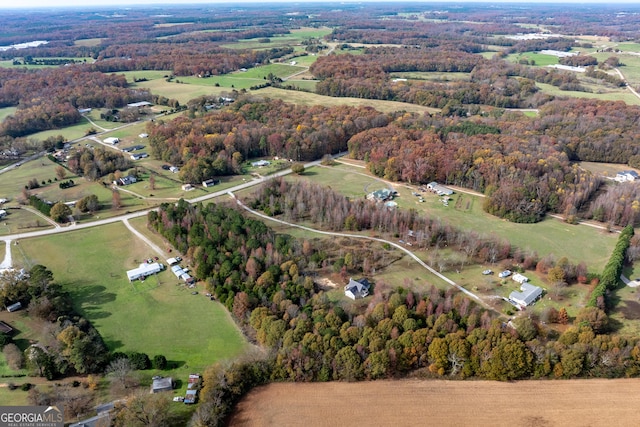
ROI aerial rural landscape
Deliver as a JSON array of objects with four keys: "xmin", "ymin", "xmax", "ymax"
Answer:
[{"xmin": 2, "ymin": 1, "xmax": 640, "ymax": 425}]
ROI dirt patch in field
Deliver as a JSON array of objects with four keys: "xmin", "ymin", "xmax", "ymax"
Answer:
[
  {"xmin": 315, "ymin": 277, "xmax": 339, "ymax": 290},
  {"xmin": 228, "ymin": 379, "xmax": 640, "ymax": 427}
]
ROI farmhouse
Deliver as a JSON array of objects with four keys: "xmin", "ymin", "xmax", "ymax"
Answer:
[
  {"xmin": 126, "ymin": 262, "xmax": 164, "ymax": 282},
  {"xmin": 426, "ymin": 182, "xmax": 454, "ymax": 196},
  {"xmin": 615, "ymin": 170, "xmax": 639, "ymax": 182},
  {"xmin": 512, "ymin": 273, "xmax": 529, "ymax": 284},
  {"xmin": 103, "ymin": 137, "xmax": 119, "ymax": 145},
  {"xmin": 344, "ymin": 277, "xmax": 371, "ymax": 300},
  {"xmin": 114, "ymin": 176, "xmax": 137, "ymax": 186},
  {"xmin": 151, "ymin": 376, "xmax": 173, "ymax": 393},
  {"xmin": 509, "ymin": 282, "xmax": 543, "ymax": 309},
  {"xmin": 251, "ymin": 160, "xmax": 270, "ymax": 167},
  {"xmin": 367, "ymin": 188, "xmax": 394, "ymax": 202},
  {"xmin": 6, "ymin": 301, "xmax": 22, "ymax": 312}
]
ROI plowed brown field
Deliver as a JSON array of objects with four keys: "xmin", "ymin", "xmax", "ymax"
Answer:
[{"xmin": 228, "ymin": 379, "xmax": 640, "ymax": 427}]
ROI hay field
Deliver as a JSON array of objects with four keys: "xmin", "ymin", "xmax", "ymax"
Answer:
[{"xmin": 229, "ymin": 379, "xmax": 640, "ymax": 427}]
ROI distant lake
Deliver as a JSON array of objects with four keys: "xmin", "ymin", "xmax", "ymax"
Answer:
[{"xmin": 0, "ymin": 40, "xmax": 48, "ymax": 52}]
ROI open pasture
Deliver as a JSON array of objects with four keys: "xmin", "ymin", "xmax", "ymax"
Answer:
[
  {"xmin": 229, "ymin": 379, "xmax": 640, "ymax": 427},
  {"xmin": 302, "ymin": 163, "xmax": 617, "ymax": 272},
  {"xmin": 13, "ymin": 223, "xmax": 248, "ymax": 374},
  {"xmin": 0, "ymin": 106, "xmax": 17, "ymax": 122}
]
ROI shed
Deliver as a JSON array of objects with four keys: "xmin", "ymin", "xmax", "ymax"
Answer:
[
  {"xmin": 202, "ymin": 179, "xmax": 218, "ymax": 188},
  {"xmin": 127, "ymin": 101, "xmax": 152, "ymax": 108},
  {"xmin": 0, "ymin": 320, "xmax": 13, "ymax": 334},
  {"xmin": 182, "ymin": 184, "xmax": 194, "ymax": 191},
  {"xmin": 151, "ymin": 377, "xmax": 173, "ymax": 393},
  {"xmin": 166, "ymin": 257, "xmax": 179, "ymax": 266},
  {"xmin": 103, "ymin": 137, "xmax": 119, "ymax": 145},
  {"xmin": 512, "ymin": 273, "xmax": 529, "ymax": 284},
  {"xmin": 0, "ymin": 209, "xmax": 7, "ymax": 219},
  {"xmin": 251, "ymin": 160, "xmax": 270, "ymax": 167}
]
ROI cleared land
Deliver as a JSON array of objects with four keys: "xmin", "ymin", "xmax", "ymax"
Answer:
[
  {"xmin": 229, "ymin": 379, "xmax": 640, "ymax": 427},
  {"xmin": 12, "ymin": 223, "xmax": 248, "ymax": 376}
]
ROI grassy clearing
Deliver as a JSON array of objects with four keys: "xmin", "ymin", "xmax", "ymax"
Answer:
[
  {"xmin": 301, "ymin": 163, "xmax": 617, "ymax": 272},
  {"xmin": 577, "ymin": 161, "xmax": 639, "ymax": 178},
  {"xmin": 389, "ymin": 71, "xmax": 470, "ymax": 82},
  {"xmin": 506, "ymin": 52, "xmax": 559, "ymax": 66},
  {"xmin": 129, "ymin": 79, "xmax": 221, "ymax": 105},
  {"xmin": 0, "ymin": 106, "xmax": 17, "ymax": 122},
  {"xmin": 74, "ymin": 38, "xmax": 104, "ymax": 47},
  {"xmin": 535, "ymin": 82, "xmax": 640, "ymax": 105},
  {"xmin": 254, "ymin": 87, "xmax": 440, "ymax": 114},
  {"xmin": 13, "ymin": 223, "xmax": 248, "ymax": 376},
  {"xmin": 28, "ymin": 117, "xmax": 95, "ymax": 142}
]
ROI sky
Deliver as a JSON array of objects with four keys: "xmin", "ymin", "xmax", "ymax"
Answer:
[{"xmin": 3, "ymin": 0, "xmax": 640, "ymax": 9}]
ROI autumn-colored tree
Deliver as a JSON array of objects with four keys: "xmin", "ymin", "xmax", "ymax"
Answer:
[
  {"xmin": 558, "ymin": 307, "xmax": 569, "ymax": 325},
  {"xmin": 112, "ymin": 189, "xmax": 122, "ymax": 209},
  {"xmin": 55, "ymin": 165, "xmax": 66, "ymax": 180},
  {"xmin": 50, "ymin": 202, "xmax": 72, "ymax": 222}
]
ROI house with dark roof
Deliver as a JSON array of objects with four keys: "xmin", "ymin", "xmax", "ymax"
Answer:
[
  {"xmin": 344, "ymin": 278, "xmax": 371, "ymax": 300},
  {"xmin": 367, "ymin": 188, "xmax": 395, "ymax": 202}
]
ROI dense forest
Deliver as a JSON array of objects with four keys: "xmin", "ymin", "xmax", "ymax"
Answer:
[
  {"xmin": 146, "ymin": 98, "xmax": 389, "ymax": 183},
  {"xmin": 0, "ymin": 67, "xmax": 150, "ymax": 137}
]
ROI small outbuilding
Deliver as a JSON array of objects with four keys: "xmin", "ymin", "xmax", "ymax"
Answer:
[
  {"xmin": 512, "ymin": 273, "xmax": 529, "ymax": 284},
  {"xmin": 103, "ymin": 137, "xmax": 120, "ymax": 145},
  {"xmin": 151, "ymin": 377, "xmax": 173, "ymax": 393},
  {"xmin": 251, "ymin": 160, "xmax": 270, "ymax": 167}
]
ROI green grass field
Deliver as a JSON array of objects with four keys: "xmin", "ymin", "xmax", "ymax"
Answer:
[
  {"xmin": 506, "ymin": 52, "xmax": 559, "ymax": 66},
  {"xmin": 13, "ymin": 223, "xmax": 248, "ymax": 375},
  {"xmin": 74, "ymin": 38, "xmax": 104, "ymax": 47},
  {"xmin": 301, "ymin": 163, "xmax": 617, "ymax": 272},
  {"xmin": 535, "ymin": 82, "xmax": 640, "ymax": 105},
  {"xmin": 0, "ymin": 106, "xmax": 17, "ymax": 122}
]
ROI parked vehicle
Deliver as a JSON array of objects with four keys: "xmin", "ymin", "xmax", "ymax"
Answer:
[{"xmin": 498, "ymin": 270, "xmax": 512, "ymax": 278}]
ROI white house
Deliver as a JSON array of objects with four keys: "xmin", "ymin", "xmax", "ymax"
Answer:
[
  {"xmin": 103, "ymin": 137, "xmax": 119, "ymax": 145},
  {"xmin": 126, "ymin": 262, "xmax": 164, "ymax": 282},
  {"xmin": 344, "ymin": 278, "xmax": 370, "ymax": 300},
  {"xmin": 615, "ymin": 170, "xmax": 639, "ymax": 182},
  {"xmin": 512, "ymin": 273, "xmax": 529, "ymax": 284},
  {"xmin": 509, "ymin": 283, "xmax": 543, "ymax": 309}
]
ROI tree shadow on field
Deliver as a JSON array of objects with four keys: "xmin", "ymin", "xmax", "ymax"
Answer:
[
  {"xmin": 69, "ymin": 283, "xmax": 116, "ymax": 320},
  {"xmin": 166, "ymin": 360, "xmax": 185, "ymax": 370},
  {"xmin": 104, "ymin": 338, "xmax": 124, "ymax": 351}
]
